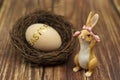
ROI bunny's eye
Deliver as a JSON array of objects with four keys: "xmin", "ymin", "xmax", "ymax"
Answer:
[{"xmin": 87, "ymin": 34, "xmax": 91, "ymax": 37}]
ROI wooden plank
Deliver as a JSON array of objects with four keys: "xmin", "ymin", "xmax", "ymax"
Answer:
[
  {"xmin": 0, "ymin": 0, "xmax": 120, "ymax": 80},
  {"xmin": 43, "ymin": 1, "xmax": 72, "ymax": 80},
  {"xmin": 0, "ymin": 0, "xmax": 43, "ymax": 80},
  {"xmin": 112, "ymin": 0, "xmax": 120, "ymax": 14},
  {"xmin": 53, "ymin": 65, "xmax": 67, "ymax": 80},
  {"xmin": 89, "ymin": 0, "xmax": 120, "ymax": 80},
  {"xmin": 65, "ymin": 0, "xmax": 91, "ymax": 80},
  {"xmin": 0, "ymin": 0, "xmax": 3, "ymax": 9}
]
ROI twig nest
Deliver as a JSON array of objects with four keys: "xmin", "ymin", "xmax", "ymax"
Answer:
[{"xmin": 10, "ymin": 10, "xmax": 78, "ymax": 65}]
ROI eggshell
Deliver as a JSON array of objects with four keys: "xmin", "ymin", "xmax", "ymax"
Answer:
[{"xmin": 25, "ymin": 23, "xmax": 62, "ymax": 51}]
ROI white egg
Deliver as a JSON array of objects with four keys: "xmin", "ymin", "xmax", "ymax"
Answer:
[{"xmin": 25, "ymin": 23, "xmax": 62, "ymax": 51}]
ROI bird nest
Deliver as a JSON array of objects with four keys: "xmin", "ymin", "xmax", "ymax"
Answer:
[{"xmin": 10, "ymin": 10, "xmax": 78, "ymax": 66}]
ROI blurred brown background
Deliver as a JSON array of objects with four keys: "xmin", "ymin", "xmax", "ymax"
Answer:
[{"xmin": 0, "ymin": 0, "xmax": 120, "ymax": 80}]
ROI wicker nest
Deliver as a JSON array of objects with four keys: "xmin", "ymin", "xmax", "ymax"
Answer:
[{"xmin": 10, "ymin": 10, "xmax": 78, "ymax": 65}]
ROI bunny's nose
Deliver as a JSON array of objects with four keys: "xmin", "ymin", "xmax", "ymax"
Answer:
[{"xmin": 80, "ymin": 35, "xmax": 84, "ymax": 40}]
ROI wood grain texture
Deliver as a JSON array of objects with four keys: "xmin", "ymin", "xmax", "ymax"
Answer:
[
  {"xmin": 0, "ymin": 0, "xmax": 120, "ymax": 80},
  {"xmin": 112, "ymin": 0, "xmax": 120, "ymax": 14}
]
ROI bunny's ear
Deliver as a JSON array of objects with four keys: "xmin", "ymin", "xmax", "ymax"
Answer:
[
  {"xmin": 91, "ymin": 14, "xmax": 99, "ymax": 28},
  {"xmin": 86, "ymin": 12, "xmax": 93, "ymax": 27}
]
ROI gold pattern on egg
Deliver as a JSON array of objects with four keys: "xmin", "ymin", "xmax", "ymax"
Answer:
[{"xmin": 29, "ymin": 25, "xmax": 48, "ymax": 45}]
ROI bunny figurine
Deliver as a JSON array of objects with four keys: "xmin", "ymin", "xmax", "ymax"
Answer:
[{"xmin": 73, "ymin": 12, "xmax": 100, "ymax": 77}]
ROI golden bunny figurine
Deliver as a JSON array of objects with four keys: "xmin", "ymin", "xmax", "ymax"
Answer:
[{"xmin": 73, "ymin": 12, "xmax": 100, "ymax": 77}]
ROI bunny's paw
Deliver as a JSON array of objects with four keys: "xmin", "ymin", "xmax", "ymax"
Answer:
[
  {"xmin": 73, "ymin": 67, "xmax": 80, "ymax": 72},
  {"xmin": 85, "ymin": 71, "xmax": 92, "ymax": 77}
]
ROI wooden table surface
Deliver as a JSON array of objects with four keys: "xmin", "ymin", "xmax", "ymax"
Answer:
[{"xmin": 0, "ymin": 0, "xmax": 120, "ymax": 80}]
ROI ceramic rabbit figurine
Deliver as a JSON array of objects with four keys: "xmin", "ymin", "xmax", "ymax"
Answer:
[{"xmin": 73, "ymin": 12, "xmax": 100, "ymax": 77}]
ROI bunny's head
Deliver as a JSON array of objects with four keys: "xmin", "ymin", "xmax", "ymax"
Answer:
[{"xmin": 73, "ymin": 12, "xmax": 100, "ymax": 42}]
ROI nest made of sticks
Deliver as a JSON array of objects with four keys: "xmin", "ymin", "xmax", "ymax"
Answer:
[{"xmin": 10, "ymin": 10, "xmax": 78, "ymax": 66}]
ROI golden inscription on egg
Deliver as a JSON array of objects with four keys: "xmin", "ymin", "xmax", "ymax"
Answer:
[{"xmin": 29, "ymin": 25, "xmax": 48, "ymax": 45}]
